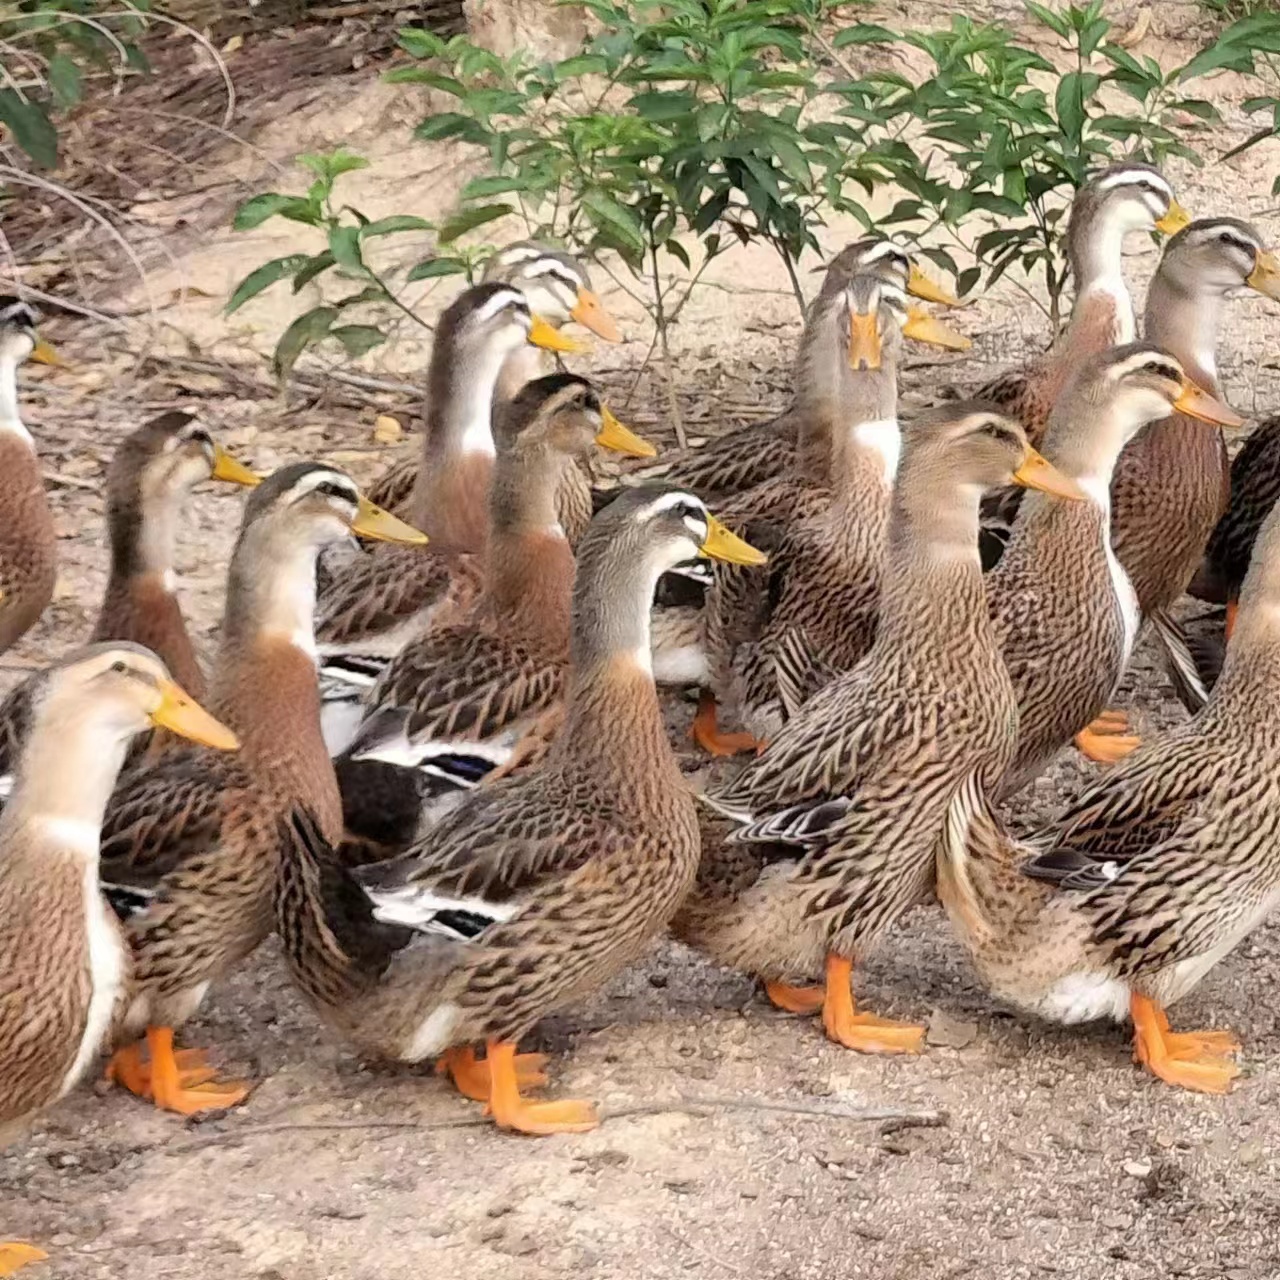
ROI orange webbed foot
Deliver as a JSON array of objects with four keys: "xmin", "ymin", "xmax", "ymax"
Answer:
[
  {"xmin": 1131, "ymin": 994, "xmax": 1241, "ymax": 1094},
  {"xmin": 436, "ymin": 1045, "xmax": 550, "ymax": 1102},
  {"xmin": 113, "ymin": 1027, "xmax": 250, "ymax": 1115},
  {"xmin": 690, "ymin": 692, "xmax": 766, "ymax": 757},
  {"xmin": 1075, "ymin": 710, "xmax": 1141, "ymax": 764},
  {"xmin": 0, "ymin": 1243, "xmax": 47, "ymax": 1276},
  {"xmin": 484, "ymin": 1040, "xmax": 598, "ymax": 1136},
  {"xmin": 765, "ymin": 980, "xmax": 825, "ymax": 1015},
  {"xmin": 819, "ymin": 955, "xmax": 925, "ymax": 1055}
]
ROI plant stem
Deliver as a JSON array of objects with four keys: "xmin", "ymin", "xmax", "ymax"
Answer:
[{"xmin": 650, "ymin": 234, "xmax": 686, "ymax": 449}]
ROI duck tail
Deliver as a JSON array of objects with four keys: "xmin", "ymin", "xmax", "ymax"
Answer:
[
  {"xmin": 937, "ymin": 771, "xmax": 1029, "ymax": 949},
  {"xmin": 1147, "ymin": 607, "xmax": 1211, "ymax": 713},
  {"xmin": 274, "ymin": 808, "xmax": 410, "ymax": 1018}
]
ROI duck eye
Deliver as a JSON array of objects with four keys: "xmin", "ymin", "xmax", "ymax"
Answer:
[
  {"xmin": 312, "ymin": 480, "xmax": 352, "ymax": 502},
  {"xmin": 110, "ymin": 660, "xmax": 128, "ymax": 674}
]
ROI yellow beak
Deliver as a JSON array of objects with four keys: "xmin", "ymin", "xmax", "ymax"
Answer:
[
  {"xmin": 528, "ymin": 314, "xmax": 589, "ymax": 354},
  {"xmin": 907, "ymin": 263, "xmax": 960, "ymax": 307},
  {"xmin": 848, "ymin": 311, "xmax": 883, "ymax": 370},
  {"xmin": 30, "ymin": 338, "xmax": 63, "ymax": 366},
  {"xmin": 349, "ymin": 495, "xmax": 429, "ymax": 545},
  {"xmin": 210, "ymin": 446, "xmax": 261, "ymax": 487},
  {"xmin": 1246, "ymin": 248, "xmax": 1280, "ymax": 301},
  {"xmin": 150, "ymin": 678, "xmax": 240, "ymax": 750},
  {"xmin": 570, "ymin": 289, "xmax": 623, "ymax": 343},
  {"xmin": 1173, "ymin": 381, "xmax": 1245, "ymax": 428},
  {"xmin": 700, "ymin": 515, "xmax": 768, "ymax": 566},
  {"xmin": 1012, "ymin": 447, "xmax": 1086, "ymax": 500},
  {"xmin": 1155, "ymin": 198, "xmax": 1191, "ymax": 236},
  {"xmin": 595, "ymin": 406, "xmax": 657, "ymax": 458},
  {"xmin": 902, "ymin": 306, "xmax": 972, "ymax": 351}
]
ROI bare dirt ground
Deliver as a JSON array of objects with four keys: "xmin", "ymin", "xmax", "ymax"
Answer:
[{"xmin": 5, "ymin": 3, "xmax": 1280, "ymax": 1277}]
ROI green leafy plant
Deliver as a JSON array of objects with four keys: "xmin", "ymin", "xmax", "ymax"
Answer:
[
  {"xmin": 835, "ymin": 3, "xmax": 1224, "ymax": 323},
  {"xmin": 393, "ymin": 0, "xmax": 872, "ymax": 314},
  {"xmin": 225, "ymin": 149, "xmax": 485, "ymax": 381},
  {"xmin": 0, "ymin": 0, "xmax": 153, "ymax": 169}
]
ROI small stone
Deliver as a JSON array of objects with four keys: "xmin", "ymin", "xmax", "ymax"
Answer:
[
  {"xmin": 1237, "ymin": 1141, "xmax": 1263, "ymax": 1167},
  {"xmin": 1123, "ymin": 1158, "xmax": 1152, "ymax": 1178},
  {"xmin": 497, "ymin": 1231, "xmax": 539, "ymax": 1258},
  {"xmin": 926, "ymin": 1009, "xmax": 978, "ymax": 1050},
  {"xmin": 374, "ymin": 414, "xmax": 403, "ymax": 444},
  {"xmin": 1101, "ymin": 1211, "xmax": 1133, "ymax": 1230}
]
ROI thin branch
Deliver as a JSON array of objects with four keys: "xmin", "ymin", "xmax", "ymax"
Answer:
[
  {"xmin": 157, "ymin": 1098, "xmax": 948, "ymax": 1155},
  {"xmin": 108, "ymin": 5, "xmax": 236, "ymax": 127},
  {"xmin": 649, "ymin": 234, "xmax": 686, "ymax": 449}
]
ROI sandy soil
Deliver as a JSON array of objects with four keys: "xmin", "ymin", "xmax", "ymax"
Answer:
[{"xmin": 5, "ymin": 3, "xmax": 1280, "ymax": 1278}]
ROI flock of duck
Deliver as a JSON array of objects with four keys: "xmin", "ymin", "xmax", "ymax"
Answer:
[{"xmin": 5, "ymin": 158, "xmax": 1280, "ymax": 1269}]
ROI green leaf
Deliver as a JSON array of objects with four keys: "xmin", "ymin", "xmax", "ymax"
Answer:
[
  {"xmin": 1026, "ymin": 1, "xmax": 1070, "ymax": 37},
  {"xmin": 437, "ymin": 202, "xmax": 513, "ymax": 243},
  {"xmin": 581, "ymin": 189, "xmax": 647, "ymax": 256},
  {"xmin": 225, "ymin": 254, "xmax": 313, "ymax": 314},
  {"xmin": 299, "ymin": 149, "xmax": 369, "ymax": 182},
  {"xmin": 330, "ymin": 325, "xmax": 387, "ymax": 358},
  {"xmin": 47, "ymin": 53, "xmax": 83, "ymax": 109},
  {"xmin": 832, "ymin": 23, "xmax": 898, "ymax": 47},
  {"xmin": 292, "ymin": 251, "xmax": 336, "ymax": 293},
  {"xmin": 397, "ymin": 27, "xmax": 445, "ymax": 58},
  {"xmin": 233, "ymin": 193, "xmax": 318, "ymax": 231},
  {"xmin": 665, "ymin": 239, "xmax": 692, "ymax": 270},
  {"xmin": 630, "ymin": 91, "xmax": 700, "ymax": 121},
  {"xmin": 1054, "ymin": 71, "xmax": 1089, "ymax": 146},
  {"xmin": 406, "ymin": 256, "xmax": 469, "ymax": 282},
  {"xmin": 462, "ymin": 174, "xmax": 530, "ymax": 200},
  {"xmin": 957, "ymin": 266, "xmax": 982, "ymax": 297},
  {"xmin": 273, "ymin": 306, "xmax": 338, "ymax": 382},
  {"xmin": 414, "ymin": 113, "xmax": 491, "ymax": 145},
  {"xmin": 328, "ymin": 224, "xmax": 368, "ymax": 275},
  {"xmin": 0, "ymin": 91, "xmax": 57, "ymax": 169},
  {"xmin": 359, "ymin": 215, "xmax": 434, "ymax": 238}
]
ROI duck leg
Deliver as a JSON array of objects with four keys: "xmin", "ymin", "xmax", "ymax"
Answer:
[
  {"xmin": 0, "ymin": 1244, "xmax": 47, "ymax": 1276},
  {"xmin": 1074, "ymin": 708, "xmax": 1140, "ymax": 763},
  {"xmin": 1130, "ymin": 993, "xmax": 1240, "ymax": 1094},
  {"xmin": 436, "ymin": 1045, "xmax": 549, "ymax": 1102},
  {"xmin": 820, "ymin": 954, "xmax": 925, "ymax": 1055},
  {"xmin": 108, "ymin": 1027, "xmax": 249, "ymax": 1114},
  {"xmin": 690, "ymin": 691, "xmax": 764, "ymax": 757},
  {"xmin": 483, "ymin": 1040, "xmax": 598, "ymax": 1135},
  {"xmin": 1225, "ymin": 597, "xmax": 1238, "ymax": 643}
]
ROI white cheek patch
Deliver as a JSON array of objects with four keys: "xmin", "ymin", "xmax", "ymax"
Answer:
[{"xmin": 471, "ymin": 288, "xmax": 527, "ymax": 326}]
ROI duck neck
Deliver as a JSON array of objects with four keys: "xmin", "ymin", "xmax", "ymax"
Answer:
[
  {"xmin": 560, "ymin": 550, "xmax": 678, "ymax": 804},
  {"xmin": 1144, "ymin": 274, "xmax": 1224, "ymax": 392},
  {"xmin": 494, "ymin": 344, "xmax": 548, "ymax": 405},
  {"xmin": 4, "ymin": 701, "xmax": 131, "ymax": 859},
  {"xmin": 486, "ymin": 445, "xmax": 576, "ymax": 650},
  {"xmin": 410, "ymin": 336, "xmax": 514, "ymax": 552},
  {"xmin": 1065, "ymin": 208, "xmax": 1136, "ymax": 351},
  {"xmin": 0, "ymin": 353, "xmax": 33, "ymax": 447},
  {"xmin": 876, "ymin": 470, "xmax": 989, "ymax": 649},
  {"xmin": 829, "ymin": 361, "xmax": 901, "ymax": 500}
]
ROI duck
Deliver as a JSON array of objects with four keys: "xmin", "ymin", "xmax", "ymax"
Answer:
[
  {"xmin": 1110, "ymin": 218, "xmax": 1280, "ymax": 709},
  {"xmin": 314, "ymin": 284, "xmax": 588, "ymax": 737},
  {"xmin": 627, "ymin": 239, "xmax": 963, "ymax": 504},
  {"xmin": 974, "ymin": 163, "xmax": 1190, "ymax": 564},
  {"xmin": 987, "ymin": 343, "xmax": 1240, "ymax": 795},
  {"xmin": 937, "ymin": 488, "xmax": 1280, "ymax": 1094},
  {"xmin": 676, "ymin": 405, "xmax": 1081, "ymax": 1052},
  {"xmin": 98, "ymin": 465, "xmax": 425, "ymax": 1115},
  {"xmin": 273, "ymin": 484, "xmax": 765, "ymax": 1135},
  {"xmin": 366, "ymin": 243, "xmax": 623, "ymax": 535},
  {"xmin": 0, "ymin": 642, "xmax": 235, "ymax": 1276},
  {"xmin": 694, "ymin": 262, "xmax": 970, "ymax": 754},
  {"xmin": 337, "ymin": 373, "xmax": 654, "ymax": 848},
  {"xmin": 0, "ymin": 411, "xmax": 258, "ymax": 798},
  {"xmin": 0, "ymin": 297, "xmax": 64, "ymax": 656}
]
